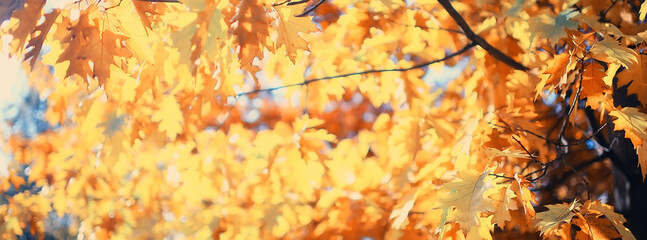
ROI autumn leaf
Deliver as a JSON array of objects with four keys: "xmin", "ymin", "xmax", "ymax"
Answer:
[
  {"xmin": 436, "ymin": 167, "xmax": 500, "ymax": 233},
  {"xmin": 230, "ymin": 0, "xmax": 270, "ymax": 68},
  {"xmin": 640, "ymin": 1, "xmax": 647, "ymax": 21},
  {"xmin": 590, "ymin": 36, "xmax": 637, "ymax": 68},
  {"xmin": 534, "ymin": 199, "xmax": 581, "ymax": 236},
  {"xmin": 56, "ymin": 9, "xmax": 132, "ymax": 87},
  {"xmin": 617, "ymin": 53, "xmax": 647, "ymax": 106},
  {"xmin": 583, "ymin": 200, "xmax": 635, "ymax": 240},
  {"xmin": 272, "ymin": 3, "xmax": 318, "ymax": 62},
  {"xmin": 23, "ymin": 9, "xmax": 60, "ymax": 68},
  {"xmin": 536, "ymin": 52, "xmax": 576, "ymax": 94},
  {"xmin": 580, "ymin": 62, "xmax": 610, "ymax": 109},
  {"xmin": 491, "ymin": 185, "xmax": 514, "ymax": 228},
  {"xmin": 152, "ymin": 95, "xmax": 184, "ymax": 140},
  {"xmin": 637, "ymin": 143, "xmax": 647, "ymax": 181},
  {"xmin": 609, "ymin": 107, "xmax": 647, "ymax": 148},
  {"xmin": 171, "ymin": 0, "xmax": 228, "ymax": 66},
  {"xmin": 484, "ymin": 147, "xmax": 533, "ymax": 159},
  {"xmin": 529, "ymin": 9, "xmax": 578, "ymax": 43},
  {"xmin": 5, "ymin": 0, "xmax": 45, "ymax": 55},
  {"xmin": 111, "ymin": 0, "xmax": 156, "ymax": 64},
  {"xmin": 512, "ymin": 174, "xmax": 537, "ymax": 218},
  {"xmin": 390, "ymin": 192, "xmax": 417, "ymax": 229}
]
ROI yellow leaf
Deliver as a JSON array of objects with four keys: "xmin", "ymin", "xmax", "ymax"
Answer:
[
  {"xmin": 484, "ymin": 147, "xmax": 533, "ymax": 159},
  {"xmin": 230, "ymin": 0, "xmax": 270, "ymax": 68},
  {"xmin": 536, "ymin": 52, "xmax": 576, "ymax": 93},
  {"xmin": 534, "ymin": 199, "xmax": 580, "ymax": 236},
  {"xmin": 436, "ymin": 167, "xmax": 500, "ymax": 233},
  {"xmin": 637, "ymin": 142, "xmax": 647, "ymax": 181},
  {"xmin": 6, "ymin": 0, "xmax": 46, "ymax": 55},
  {"xmin": 640, "ymin": 1, "xmax": 647, "ymax": 21},
  {"xmin": 583, "ymin": 200, "xmax": 636, "ymax": 240},
  {"xmin": 617, "ymin": 52, "xmax": 647, "ymax": 106},
  {"xmin": 23, "ymin": 9, "xmax": 60, "ymax": 68},
  {"xmin": 152, "ymin": 95, "xmax": 184, "ymax": 140},
  {"xmin": 590, "ymin": 36, "xmax": 637, "ymax": 68},
  {"xmin": 492, "ymin": 185, "xmax": 514, "ymax": 227},
  {"xmin": 581, "ymin": 62, "xmax": 610, "ymax": 109},
  {"xmin": 272, "ymin": 3, "xmax": 318, "ymax": 62},
  {"xmin": 111, "ymin": 0, "xmax": 156, "ymax": 63},
  {"xmin": 389, "ymin": 192, "xmax": 417, "ymax": 229},
  {"xmin": 609, "ymin": 107, "xmax": 647, "ymax": 148}
]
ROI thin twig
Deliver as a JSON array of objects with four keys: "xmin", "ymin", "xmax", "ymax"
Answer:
[
  {"xmin": 295, "ymin": 0, "xmax": 325, "ymax": 17},
  {"xmin": 436, "ymin": 0, "xmax": 529, "ymax": 71},
  {"xmin": 542, "ymin": 152, "xmax": 609, "ymax": 192},
  {"xmin": 236, "ymin": 42, "xmax": 477, "ymax": 96}
]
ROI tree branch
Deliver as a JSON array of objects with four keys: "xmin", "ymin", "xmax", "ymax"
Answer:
[
  {"xmin": 436, "ymin": 0, "xmax": 529, "ymax": 71},
  {"xmin": 236, "ymin": 42, "xmax": 477, "ymax": 96}
]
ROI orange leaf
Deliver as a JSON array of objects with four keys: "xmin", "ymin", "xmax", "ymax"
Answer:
[
  {"xmin": 272, "ymin": 3, "xmax": 318, "ymax": 62},
  {"xmin": 230, "ymin": 0, "xmax": 270, "ymax": 68},
  {"xmin": 609, "ymin": 107, "xmax": 647, "ymax": 148},
  {"xmin": 581, "ymin": 62, "xmax": 610, "ymax": 109},
  {"xmin": 617, "ymin": 52, "xmax": 647, "ymax": 106}
]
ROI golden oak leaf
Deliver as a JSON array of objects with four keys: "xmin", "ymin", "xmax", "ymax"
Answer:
[
  {"xmin": 272, "ymin": 4, "xmax": 318, "ymax": 62},
  {"xmin": 152, "ymin": 95, "xmax": 184, "ymax": 140},
  {"xmin": 132, "ymin": 0, "xmax": 165, "ymax": 29},
  {"xmin": 171, "ymin": 0, "xmax": 227, "ymax": 67},
  {"xmin": 436, "ymin": 167, "xmax": 500, "ymax": 233},
  {"xmin": 451, "ymin": 117, "xmax": 479, "ymax": 169},
  {"xmin": 230, "ymin": 0, "xmax": 270, "ymax": 68},
  {"xmin": 23, "ymin": 9, "xmax": 59, "ymax": 68},
  {"xmin": 389, "ymin": 192, "xmax": 417, "ymax": 229},
  {"xmin": 484, "ymin": 147, "xmax": 533, "ymax": 159},
  {"xmin": 388, "ymin": 116, "xmax": 421, "ymax": 167},
  {"xmin": 590, "ymin": 36, "xmax": 637, "ymax": 68},
  {"xmin": 581, "ymin": 62, "xmax": 610, "ymax": 109},
  {"xmin": 111, "ymin": 0, "xmax": 155, "ymax": 64},
  {"xmin": 57, "ymin": 10, "xmax": 132, "ymax": 87},
  {"xmin": 80, "ymin": 99, "xmax": 106, "ymax": 144},
  {"xmin": 491, "ymin": 185, "xmax": 514, "ymax": 228},
  {"xmin": 617, "ymin": 52, "xmax": 647, "ymax": 106},
  {"xmin": 574, "ymin": 15, "xmax": 635, "ymax": 42},
  {"xmin": 583, "ymin": 200, "xmax": 636, "ymax": 240},
  {"xmin": 398, "ymin": 60, "xmax": 428, "ymax": 106},
  {"xmin": 609, "ymin": 107, "xmax": 647, "ymax": 148},
  {"xmin": 534, "ymin": 200, "xmax": 580, "ymax": 236},
  {"xmin": 466, "ymin": 215, "xmax": 494, "ymax": 240},
  {"xmin": 637, "ymin": 142, "xmax": 647, "ymax": 181},
  {"xmin": 537, "ymin": 52, "xmax": 576, "ymax": 93},
  {"xmin": 573, "ymin": 213, "xmax": 622, "ymax": 240},
  {"xmin": 6, "ymin": 0, "xmax": 45, "ymax": 55},
  {"xmin": 640, "ymin": 1, "xmax": 647, "ymax": 21},
  {"xmin": 528, "ymin": 9, "xmax": 578, "ymax": 43},
  {"xmin": 512, "ymin": 174, "xmax": 536, "ymax": 218}
]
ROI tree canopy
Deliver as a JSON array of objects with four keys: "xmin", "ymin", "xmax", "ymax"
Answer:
[{"xmin": 2, "ymin": 0, "xmax": 647, "ymax": 239}]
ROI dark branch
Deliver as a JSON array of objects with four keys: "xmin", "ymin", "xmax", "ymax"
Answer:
[
  {"xmin": 543, "ymin": 152, "xmax": 610, "ymax": 192},
  {"xmin": 295, "ymin": 0, "xmax": 325, "ymax": 17},
  {"xmin": 436, "ymin": 0, "xmax": 529, "ymax": 71},
  {"xmin": 236, "ymin": 42, "xmax": 477, "ymax": 96}
]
